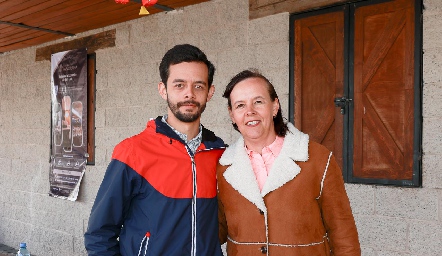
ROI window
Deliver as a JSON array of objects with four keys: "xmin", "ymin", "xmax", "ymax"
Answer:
[{"xmin": 289, "ymin": 0, "xmax": 422, "ymax": 186}]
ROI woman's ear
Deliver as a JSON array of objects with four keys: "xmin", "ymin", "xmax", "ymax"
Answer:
[
  {"xmin": 273, "ymin": 98, "xmax": 280, "ymax": 116},
  {"xmin": 228, "ymin": 107, "xmax": 235, "ymax": 124}
]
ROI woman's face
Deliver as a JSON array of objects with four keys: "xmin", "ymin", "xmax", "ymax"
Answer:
[{"xmin": 228, "ymin": 77, "xmax": 279, "ymax": 146}]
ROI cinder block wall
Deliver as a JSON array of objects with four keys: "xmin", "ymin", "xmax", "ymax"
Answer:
[{"xmin": 0, "ymin": 0, "xmax": 440, "ymax": 255}]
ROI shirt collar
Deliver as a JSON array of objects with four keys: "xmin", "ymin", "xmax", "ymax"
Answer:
[
  {"xmin": 246, "ymin": 136, "xmax": 284, "ymax": 157},
  {"xmin": 161, "ymin": 114, "xmax": 202, "ymax": 153}
]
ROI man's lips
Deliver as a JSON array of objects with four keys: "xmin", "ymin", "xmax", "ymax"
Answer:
[{"xmin": 177, "ymin": 101, "xmax": 199, "ymax": 108}]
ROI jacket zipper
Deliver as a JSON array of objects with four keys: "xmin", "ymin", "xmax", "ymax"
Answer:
[
  {"xmin": 184, "ymin": 144, "xmax": 197, "ymax": 256},
  {"xmin": 191, "ymin": 155, "xmax": 197, "ymax": 256},
  {"xmin": 189, "ymin": 147, "xmax": 222, "ymax": 256}
]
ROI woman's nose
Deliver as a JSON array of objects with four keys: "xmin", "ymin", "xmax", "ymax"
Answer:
[{"xmin": 245, "ymin": 105, "xmax": 256, "ymax": 115}]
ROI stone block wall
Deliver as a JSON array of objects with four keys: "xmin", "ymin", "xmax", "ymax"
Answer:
[{"xmin": 0, "ymin": 0, "xmax": 440, "ymax": 255}]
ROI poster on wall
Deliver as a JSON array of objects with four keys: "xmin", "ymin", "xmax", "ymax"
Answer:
[{"xmin": 49, "ymin": 48, "xmax": 87, "ymax": 201}]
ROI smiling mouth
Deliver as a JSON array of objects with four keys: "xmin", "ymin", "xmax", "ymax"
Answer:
[{"xmin": 246, "ymin": 121, "xmax": 259, "ymax": 126}]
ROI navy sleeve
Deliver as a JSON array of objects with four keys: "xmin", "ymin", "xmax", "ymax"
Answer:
[{"xmin": 84, "ymin": 159, "xmax": 140, "ymax": 255}]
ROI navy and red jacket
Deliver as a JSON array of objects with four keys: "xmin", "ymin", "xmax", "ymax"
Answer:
[{"xmin": 84, "ymin": 116, "xmax": 226, "ymax": 256}]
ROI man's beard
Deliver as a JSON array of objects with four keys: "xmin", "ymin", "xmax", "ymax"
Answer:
[{"xmin": 167, "ymin": 99, "xmax": 207, "ymax": 123}]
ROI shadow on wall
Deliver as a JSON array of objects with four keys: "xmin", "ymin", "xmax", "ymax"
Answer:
[{"xmin": 0, "ymin": 243, "xmax": 17, "ymax": 256}]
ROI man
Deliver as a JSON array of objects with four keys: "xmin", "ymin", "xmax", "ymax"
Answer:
[{"xmin": 84, "ymin": 44, "xmax": 226, "ymax": 256}]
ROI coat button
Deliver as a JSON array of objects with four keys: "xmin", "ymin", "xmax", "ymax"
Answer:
[
  {"xmin": 259, "ymin": 209, "xmax": 264, "ymax": 215},
  {"xmin": 260, "ymin": 246, "xmax": 267, "ymax": 253}
]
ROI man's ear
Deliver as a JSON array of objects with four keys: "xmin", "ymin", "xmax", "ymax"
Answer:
[
  {"xmin": 207, "ymin": 85, "xmax": 215, "ymax": 102},
  {"xmin": 158, "ymin": 82, "xmax": 167, "ymax": 100}
]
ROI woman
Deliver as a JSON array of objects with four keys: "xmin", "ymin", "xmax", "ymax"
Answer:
[{"xmin": 217, "ymin": 69, "xmax": 360, "ymax": 255}]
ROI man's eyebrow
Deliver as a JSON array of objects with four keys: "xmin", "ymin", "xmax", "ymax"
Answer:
[
  {"xmin": 171, "ymin": 79, "xmax": 207, "ymax": 85},
  {"xmin": 194, "ymin": 80, "xmax": 207, "ymax": 85}
]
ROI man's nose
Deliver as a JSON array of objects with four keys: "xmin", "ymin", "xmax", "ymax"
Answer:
[{"xmin": 184, "ymin": 85, "xmax": 196, "ymax": 98}]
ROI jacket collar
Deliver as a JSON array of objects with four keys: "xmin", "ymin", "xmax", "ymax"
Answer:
[
  {"xmin": 219, "ymin": 123, "xmax": 309, "ymax": 213},
  {"xmin": 152, "ymin": 116, "xmax": 226, "ymax": 149}
]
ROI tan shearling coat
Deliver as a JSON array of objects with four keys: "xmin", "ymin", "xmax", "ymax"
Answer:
[{"xmin": 217, "ymin": 123, "xmax": 360, "ymax": 255}]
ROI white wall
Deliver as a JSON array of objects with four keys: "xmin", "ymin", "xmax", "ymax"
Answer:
[{"xmin": 0, "ymin": 0, "xmax": 440, "ymax": 255}]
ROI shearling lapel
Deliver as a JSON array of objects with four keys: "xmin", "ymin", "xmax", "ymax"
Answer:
[
  {"xmin": 261, "ymin": 123, "xmax": 309, "ymax": 196},
  {"xmin": 219, "ymin": 136, "xmax": 267, "ymax": 213},
  {"xmin": 219, "ymin": 123, "xmax": 310, "ymax": 211}
]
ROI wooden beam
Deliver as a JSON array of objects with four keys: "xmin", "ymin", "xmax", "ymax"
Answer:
[
  {"xmin": 35, "ymin": 29, "xmax": 116, "ymax": 61},
  {"xmin": 249, "ymin": 0, "xmax": 349, "ymax": 20},
  {"xmin": 0, "ymin": 20, "xmax": 75, "ymax": 36}
]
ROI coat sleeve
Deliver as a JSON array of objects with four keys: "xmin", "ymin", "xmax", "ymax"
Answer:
[
  {"xmin": 84, "ymin": 142, "xmax": 141, "ymax": 255},
  {"xmin": 318, "ymin": 153, "xmax": 361, "ymax": 256}
]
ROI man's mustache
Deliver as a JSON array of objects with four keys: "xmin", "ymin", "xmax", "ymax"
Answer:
[{"xmin": 177, "ymin": 101, "xmax": 200, "ymax": 107}]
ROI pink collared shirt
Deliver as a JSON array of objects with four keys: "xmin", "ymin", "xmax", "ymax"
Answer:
[{"xmin": 246, "ymin": 136, "xmax": 284, "ymax": 191}]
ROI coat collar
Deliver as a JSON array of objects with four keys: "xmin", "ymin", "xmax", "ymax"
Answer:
[{"xmin": 219, "ymin": 123, "xmax": 309, "ymax": 213}]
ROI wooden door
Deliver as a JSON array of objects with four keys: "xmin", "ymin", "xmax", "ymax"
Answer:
[
  {"xmin": 291, "ymin": 0, "xmax": 420, "ymax": 185},
  {"xmin": 352, "ymin": 0, "xmax": 415, "ymax": 180},
  {"xmin": 293, "ymin": 9, "xmax": 345, "ymax": 167}
]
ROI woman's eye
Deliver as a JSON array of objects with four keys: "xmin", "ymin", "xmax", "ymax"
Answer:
[{"xmin": 235, "ymin": 104, "xmax": 245, "ymax": 109}]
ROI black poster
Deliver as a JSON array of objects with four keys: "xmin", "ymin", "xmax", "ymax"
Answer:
[{"xmin": 50, "ymin": 48, "xmax": 87, "ymax": 201}]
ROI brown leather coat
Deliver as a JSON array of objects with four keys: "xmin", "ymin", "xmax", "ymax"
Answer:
[{"xmin": 217, "ymin": 124, "xmax": 360, "ymax": 255}]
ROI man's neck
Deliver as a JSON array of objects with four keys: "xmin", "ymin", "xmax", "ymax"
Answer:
[{"xmin": 165, "ymin": 113, "xmax": 201, "ymax": 141}]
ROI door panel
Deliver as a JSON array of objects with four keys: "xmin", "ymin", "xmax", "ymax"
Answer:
[
  {"xmin": 353, "ymin": 0, "xmax": 415, "ymax": 180},
  {"xmin": 293, "ymin": 10, "xmax": 344, "ymax": 167}
]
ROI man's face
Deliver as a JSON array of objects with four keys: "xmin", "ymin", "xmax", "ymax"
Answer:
[{"xmin": 158, "ymin": 61, "xmax": 214, "ymax": 123}]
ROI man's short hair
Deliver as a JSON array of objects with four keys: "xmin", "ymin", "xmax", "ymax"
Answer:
[{"xmin": 159, "ymin": 44, "xmax": 215, "ymax": 87}]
